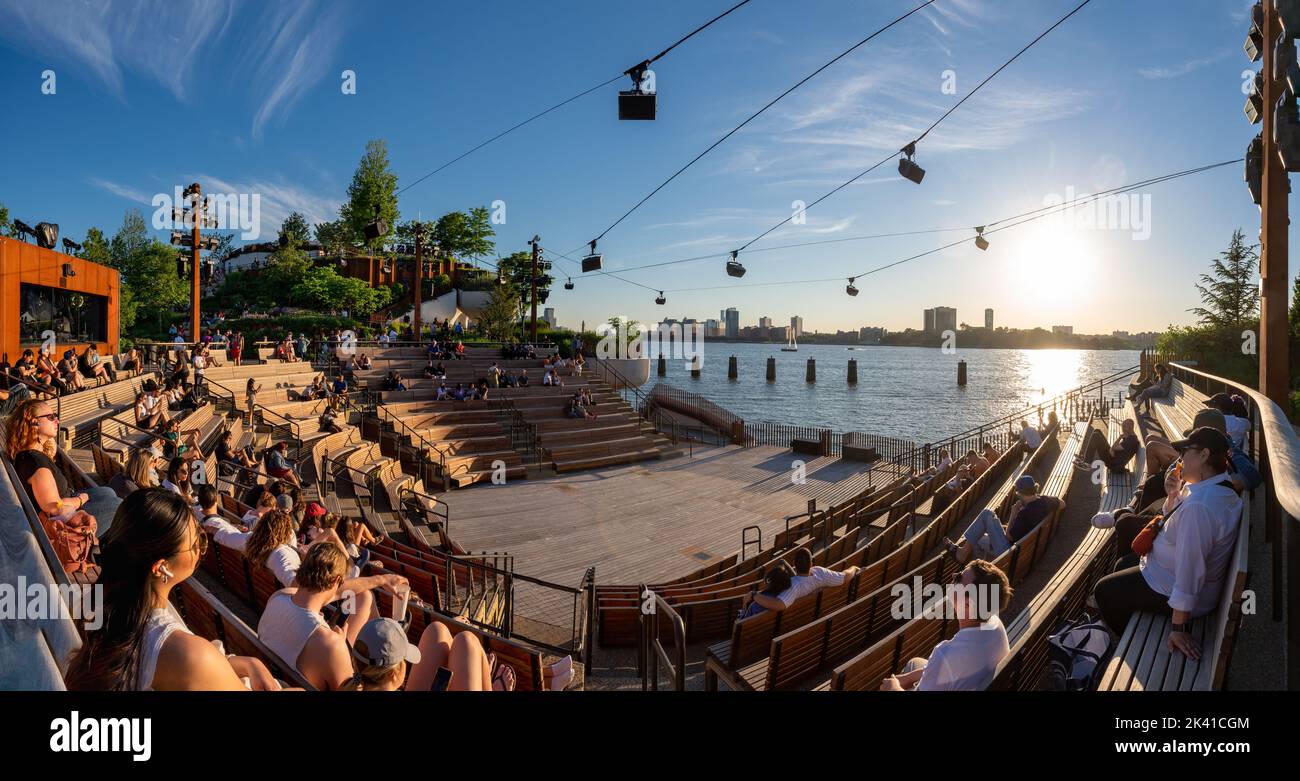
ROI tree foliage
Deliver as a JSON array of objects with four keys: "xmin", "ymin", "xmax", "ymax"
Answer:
[
  {"xmin": 106, "ymin": 209, "xmax": 189, "ymax": 331},
  {"xmin": 432, "ymin": 207, "xmax": 495, "ymax": 263},
  {"xmin": 278, "ymin": 211, "xmax": 311, "ymax": 249},
  {"xmin": 479, "ymin": 282, "xmax": 520, "ymax": 341},
  {"xmin": 340, "ymin": 139, "xmax": 400, "ymax": 253},
  {"xmin": 1191, "ymin": 229, "xmax": 1260, "ymax": 332}
]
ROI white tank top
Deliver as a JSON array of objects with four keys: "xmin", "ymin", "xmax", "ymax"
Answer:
[
  {"xmin": 256, "ymin": 591, "xmax": 328, "ymax": 675},
  {"xmin": 136, "ymin": 603, "xmax": 192, "ymax": 691}
]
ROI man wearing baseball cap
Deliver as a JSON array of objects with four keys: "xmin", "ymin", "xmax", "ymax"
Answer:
[
  {"xmin": 1205, "ymin": 392, "xmax": 1249, "ymax": 449},
  {"xmin": 944, "ymin": 473, "xmax": 1061, "ymax": 565},
  {"xmin": 1092, "ymin": 426, "xmax": 1243, "ymax": 659}
]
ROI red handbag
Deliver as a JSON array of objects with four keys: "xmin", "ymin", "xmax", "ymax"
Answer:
[{"xmin": 38, "ymin": 510, "xmax": 97, "ymax": 574}]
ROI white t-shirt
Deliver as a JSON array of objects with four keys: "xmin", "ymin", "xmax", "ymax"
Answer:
[
  {"xmin": 202, "ymin": 514, "xmax": 249, "ymax": 552},
  {"xmin": 775, "ymin": 566, "xmax": 847, "ymax": 608},
  {"xmin": 1223, "ymin": 415, "xmax": 1249, "ymax": 449},
  {"xmin": 1020, "ymin": 427, "xmax": 1042, "ymax": 449},
  {"xmin": 916, "ymin": 615, "xmax": 1010, "ymax": 691},
  {"xmin": 266, "ymin": 544, "xmax": 302, "ymax": 588},
  {"xmin": 241, "ymin": 509, "xmax": 263, "ymax": 527}
]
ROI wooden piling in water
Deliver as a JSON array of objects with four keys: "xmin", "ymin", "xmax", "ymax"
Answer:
[
  {"xmin": 766, "ymin": 357, "xmax": 776, "ymax": 382},
  {"xmin": 806, "ymin": 359, "xmax": 816, "ymax": 383},
  {"xmin": 728, "ymin": 355, "xmax": 738, "ymax": 379},
  {"xmin": 847, "ymin": 359, "xmax": 858, "ymax": 384},
  {"xmin": 957, "ymin": 360, "xmax": 967, "ymax": 386}
]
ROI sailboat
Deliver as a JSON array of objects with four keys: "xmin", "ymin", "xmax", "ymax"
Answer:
[{"xmin": 781, "ymin": 331, "xmax": 798, "ymax": 352}]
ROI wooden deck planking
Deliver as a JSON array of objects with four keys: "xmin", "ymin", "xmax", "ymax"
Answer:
[{"xmin": 441, "ymin": 444, "xmax": 907, "ymax": 623}]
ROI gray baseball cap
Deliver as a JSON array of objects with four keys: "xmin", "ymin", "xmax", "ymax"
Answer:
[{"xmin": 351, "ymin": 618, "xmax": 421, "ymax": 668}]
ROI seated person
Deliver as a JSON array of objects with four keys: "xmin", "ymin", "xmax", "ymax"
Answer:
[
  {"xmin": 516, "ymin": 369, "xmax": 529, "ymax": 387},
  {"xmin": 422, "ymin": 359, "xmax": 438, "ymax": 378},
  {"xmin": 472, "ymin": 382, "xmax": 488, "ymax": 401},
  {"xmin": 451, "ymin": 383, "xmax": 467, "ymax": 402},
  {"xmin": 318, "ymin": 408, "xmax": 343, "ymax": 434},
  {"xmin": 1092, "ymin": 427, "xmax": 1243, "ymax": 659},
  {"xmin": 944, "ymin": 475, "xmax": 1060, "ymax": 564},
  {"xmin": 737, "ymin": 562, "xmax": 794, "ymax": 620},
  {"xmin": 64, "ymin": 489, "xmax": 279, "ymax": 690},
  {"xmin": 880, "ymin": 560, "xmax": 1011, "ymax": 691},
  {"xmin": 432, "ymin": 361, "xmax": 446, "ymax": 379},
  {"xmin": 1132, "ymin": 410, "xmax": 1261, "ymax": 511},
  {"xmin": 1130, "ymin": 363, "xmax": 1173, "ymax": 410},
  {"xmin": 136, "ymin": 385, "xmax": 170, "ymax": 429},
  {"xmin": 196, "ymin": 484, "xmax": 250, "ymax": 551},
  {"xmin": 1074, "ymin": 417, "xmax": 1140, "ymax": 474},
  {"xmin": 435, "ymin": 382, "xmax": 450, "ymax": 401},
  {"xmin": 255, "ymin": 542, "xmax": 409, "ymax": 690},
  {"xmin": 356, "ymin": 353, "xmax": 372, "ymax": 370},
  {"xmin": 747, "ymin": 548, "xmax": 860, "ymax": 612},
  {"xmin": 263, "ymin": 441, "xmax": 302, "ymax": 487},
  {"xmin": 216, "ymin": 430, "xmax": 258, "ymax": 473},
  {"xmin": 981, "ymin": 442, "xmax": 999, "ymax": 467},
  {"xmin": 1018, "ymin": 419, "xmax": 1042, "ymax": 451},
  {"xmin": 1205, "ymin": 392, "xmax": 1249, "ymax": 449},
  {"xmin": 330, "ymin": 374, "xmax": 349, "ymax": 401},
  {"xmin": 344, "ymin": 617, "xmax": 516, "ymax": 691},
  {"xmin": 110, "ymin": 447, "xmax": 160, "ymax": 498},
  {"xmin": 963, "ymin": 449, "xmax": 990, "ymax": 480}
]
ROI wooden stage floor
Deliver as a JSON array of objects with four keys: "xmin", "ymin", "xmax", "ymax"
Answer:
[{"xmin": 441, "ymin": 445, "xmax": 907, "ymax": 626}]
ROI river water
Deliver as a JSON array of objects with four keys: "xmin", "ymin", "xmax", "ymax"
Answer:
[{"xmin": 646, "ymin": 343, "xmax": 1140, "ymax": 445}]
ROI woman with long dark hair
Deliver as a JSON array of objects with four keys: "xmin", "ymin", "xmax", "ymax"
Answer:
[{"xmin": 64, "ymin": 489, "xmax": 279, "ymax": 690}]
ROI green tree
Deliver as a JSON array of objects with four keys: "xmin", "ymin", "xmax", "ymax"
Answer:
[
  {"xmin": 480, "ymin": 282, "xmax": 520, "ymax": 341},
  {"xmin": 259, "ymin": 244, "xmax": 313, "ymax": 303},
  {"xmin": 314, "ymin": 219, "xmax": 352, "ymax": 257},
  {"xmin": 432, "ymin": 207, "xmax": 495, "ymax": 264},
  {"xmin": 290, "ymin": 266, "xmax": 392, "ymax": 318},
  {"xmin": 0, "ymin": 202, "xmax": 12, "ymax": 237},
  {"xmin": 106, "ymin": 210, "xmax": 189, "ymax": 332},
  {"xmin": 496, "ymin": 250, "xmax": 554, "ymax": 324},
  {"xmin": 209, "ymin": 232, "xmax": 237, "ymax": 263},
  {"xmin": 1191, "ymin": 229, "xmax": 1260, "ymax": 332},
  {"xmin": 339, "ymin": 139, "xmax": 400, "ymax": 253},
  {"xmin": 78, "ymin": 227, "xmax": 111, "ymax": 266},
  {"xmin": 278, "ymin": 212, "xmax": 311, "ymax": 249}
]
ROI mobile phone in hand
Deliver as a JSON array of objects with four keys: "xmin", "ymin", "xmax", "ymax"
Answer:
[{"xmin": 430, "ymin": 666, "xmax": 453, "ymax": 692}]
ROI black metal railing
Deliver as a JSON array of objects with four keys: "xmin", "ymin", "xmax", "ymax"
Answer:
[
  {"xmin": 638, "ymin": 586, "xmax": 686, "ymax": 691},
  {"xmin": 490, "ymin": 396, "xmax": 540, "ymax": 464}
]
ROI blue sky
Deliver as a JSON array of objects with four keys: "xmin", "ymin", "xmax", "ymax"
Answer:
[{"xmin": 0, "ymin": 0, "xmax": 1288, "ymax": 335}]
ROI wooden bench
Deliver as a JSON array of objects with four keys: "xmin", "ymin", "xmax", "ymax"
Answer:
[
  {"xmin": 826, "ymin": 426, "xmax": 1081, "ymax": 690},
  {"xmin": 56, "ymin": 372, "xmax": 157, "ymax": 448}
]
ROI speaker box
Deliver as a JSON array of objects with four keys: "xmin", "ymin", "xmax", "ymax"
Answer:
[{"xmin": 619, "ymin": 91, "xmax": 657, "ymax": 120}]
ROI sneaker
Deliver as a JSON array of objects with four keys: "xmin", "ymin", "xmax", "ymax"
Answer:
[
  {"xmin": 941, "ymin": 537, "xmax": 961, "ymax": 559},
  {"xmin": 1072, "ymin": 460, "xmax": 1093, "ymax": 473},
  {"xmin": 1091, "ymin": 511, "xmax": 1116, "ymax": 530}
]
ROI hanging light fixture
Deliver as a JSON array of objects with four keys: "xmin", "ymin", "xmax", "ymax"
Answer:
[
  {"xmin": 726, "ymin": 250, "xmax": 746, "ymax": 278},
  {"xmin": 974, "ymin": 226, "xmax": 989, "ymax": 251},
  {"xmin": 845, "ymin": 277, "xmax": 859, "ymax": 297},
  {"xmin": 898, "ymin": 142, "xmax": 925, "ymax": 184},
  {"xmin": 655, "ymin": 291, "xmax": 666, "ymax": 305}
]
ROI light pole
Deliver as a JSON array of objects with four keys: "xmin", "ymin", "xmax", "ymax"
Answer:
[{"xmin": 528, "ymin": 235, "xmax": 541, "ymax": 342}]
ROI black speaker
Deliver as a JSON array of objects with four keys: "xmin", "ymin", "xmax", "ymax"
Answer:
[
  {"xmin": 898, "ymin": 157, "xmax": 925, "ymax": 185},
  {"xmin": 364, "ymin": 217, "xmax": 388, "ymax": 241},
  {"xmin": 581, "ymin": 253, "xmax": 603, "ymax": 272},
  {"xmin": 619, "ymin": 90, "xmax": 657, "ymax": 120}
]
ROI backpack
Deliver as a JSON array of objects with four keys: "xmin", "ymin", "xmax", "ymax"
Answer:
[{"xmin": 1046, "ymin": 612, "xmax": 1112, "ymax": 691}]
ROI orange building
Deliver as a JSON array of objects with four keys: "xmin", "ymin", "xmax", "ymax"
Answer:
[{"xmin": 0, "ymin": 236, "xmax": 120, "ymax": 362}]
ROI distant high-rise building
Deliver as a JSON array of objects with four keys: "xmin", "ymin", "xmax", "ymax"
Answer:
[
  {"xmin": 858, "ymin": 326, "xmax": 885, "ymax": 344},
  {"xmin": 723, "ymin": 307, "xmax": 740, "ymax": 338},
  {"xmin": 543, "ymin": 307, "xmax": 555, "ymax": 327},
  {"xmin": 930, "ymin": 306, "xmax": 957, "ymax": 335},
  {"xmin": 759, "ymin": 316, "xmax": 773, "ymax": 330},
  {"xmin": 790, "ymin": 316, "xmax": 803, "ymax": 337},
  {"xmin": 769, "ymin": 326, "xmax": 791, "ymax": 341},
  {"xmin": 705, "ymin": 318, "xmax": 723, "ymax": 337},
  {"xmin": 985, "ymin": 308, "xmax": 994, "ymax": 330},
  {"xmin": 1052, "ymin": 325, "xmax": 1074, "ymax": 336}
]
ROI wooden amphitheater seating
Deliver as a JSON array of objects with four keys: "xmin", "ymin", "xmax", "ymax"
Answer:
[
  {"xmin": 1148, "ymin": 378, "xmax": 1213, "ymax": 446},
  {"xmin": 825, "ymin": 424, "xmax": 1083, "ymax": 691},
  {"xmin": 988, "ymin": 407, "xmax": 1139, "ymax": 690},
  {"xmin": 312, "ymin": 426, "xmax": 361, "ymax": 486},
  {"xmin": 706, "ymin": 437, "xmax": 1041, "ymax": 690},
  {"xmin": 56, "ymin": 372, "xmax": 157, "ymax": 448}
]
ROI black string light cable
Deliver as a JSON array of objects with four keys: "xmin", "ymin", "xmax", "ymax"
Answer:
[
  {"xmin": 645, "ymin": 158, "xmax": 1241, "ymax": 293},
  {"xmin": 398, "ymin": 1, "xmax": 760, "ymax": 196},
  {"xmin": 577, "ymin": 0, "xmax": 940, "ymax": 255},
  {"xmin": 730, "ymin": 0, "xmax": 1095, "ymax": 258}
]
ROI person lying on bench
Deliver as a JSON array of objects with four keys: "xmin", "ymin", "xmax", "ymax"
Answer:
[
  {"xmin": 1074, "ymin": 417, "xmax": 1140, "ymax": 474},
  {"xmin": 64, "ymin": 489, "xmax": 282, "ymax": 691},
  {"xmin": 737, "ymin": 563, "xmax": 794, "ymax": 620},
  {"xmin": 1091, "ymin": 427, "xmax": 1243, "ymax": 659},
  {"xmin": 346, "ymin": 617, "xmax": 517, "ymax": 691},
  {"xmin": 255, "ymin": 542, "xmax": 410, "ymax": 690},
  {"xmin": 747, "ymin": 548, "xmax": 860, "ymax": 613},
  {"xmin": 881, "ymin": 560, "xmax": 1012, "ymax": 691},
  {"xmin": 1205, "ymin": 392, "xmax": 1249, "ymax": 449},
  {"xmin": 943, "ymin": 475, "xmax": 1059, "ymax": 565}
]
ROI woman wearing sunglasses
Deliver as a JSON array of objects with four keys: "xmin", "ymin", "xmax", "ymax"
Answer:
[
  {"xmin": 1091, "ymin": 426, "xmax": 1244, "ymax": 660},
  {"xmin": 64, "ymin": 489, "xmax": 281, "ymax": 690},
  {"xmin": 3, "ymin": 398, "xmax": 122, "ymax": 537}
]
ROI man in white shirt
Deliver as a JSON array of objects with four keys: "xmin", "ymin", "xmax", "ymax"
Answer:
[
  {"xmin": 881, "ymin": 560, "xmax": 1012, "ymax": 691},
  {"xmin": 749, "ymin": 548, "xmax": 860, "ymax": 612},
  {"xmin": 1019, "ymin": 419, "xmax": 1042, "ymax": 450}
]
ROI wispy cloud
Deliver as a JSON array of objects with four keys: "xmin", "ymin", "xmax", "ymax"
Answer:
[
  {"xmin": 1138, "ymin": 51, "xmax": 1231, "ymax": 80},
  {"xmin": 195, "ymin": 174, "xmax": 342, "ymax": 234},
  {"xmin": 0, "ymin": 0, "xmax": 344, "ymax": 138},
  {"xmin": 244, "ymin": 2, "xmax": 346, "ymax": 139},
  {"xmin": 0, "ymin": 0, "xmax": 234, "ymax": 100},
  {"xmin": 88, "ymin": 178, "xmax": 153, "ymax": 205}
]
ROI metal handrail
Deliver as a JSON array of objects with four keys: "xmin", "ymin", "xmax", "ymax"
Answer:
[
  {"xmin": 320, "ymin": 453, "xmax": 379, "ymax": 508},
  {"xmin": 638, "ymin": 586, "xmax": 686, "ymax": 691},
  {"xmin": 371, "ymin": 405, "xmax": 452, "ymax": 489}
]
